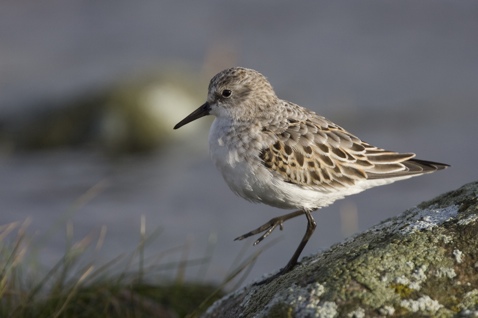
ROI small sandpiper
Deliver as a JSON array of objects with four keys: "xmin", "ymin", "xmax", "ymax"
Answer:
[{"xmin": 174, "ymin": 67, "xmax": 449, "ymax": 283}]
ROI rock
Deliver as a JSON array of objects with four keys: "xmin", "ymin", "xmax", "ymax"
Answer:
[{"xmin": 204, "ymin": 181, "xmax": 478, "ymax": 318}]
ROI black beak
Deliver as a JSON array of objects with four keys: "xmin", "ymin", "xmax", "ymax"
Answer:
[{"xmin": 173, "ymin": 102, "xmax": 210, "ymax": 129}]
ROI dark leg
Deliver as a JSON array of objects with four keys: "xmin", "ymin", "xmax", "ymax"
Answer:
[
  {"xmin": 234, "ymin": 210, "xmax": 305, "ymax": 245},
  {"xmin": 279, "ymin": 209, "xmax": 317, "ymax": 273},
  {"xmin": 255, "ymin": 209, "xmax": 317, "ymax": 285}
]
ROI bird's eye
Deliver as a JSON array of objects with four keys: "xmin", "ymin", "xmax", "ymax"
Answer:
[{"xmin": 221, "ymin": 89, "xmax": 232, "ymax": 98}]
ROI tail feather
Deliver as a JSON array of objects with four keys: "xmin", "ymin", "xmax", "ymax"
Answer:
[
  {"xmin": 367, "ymin": 158, "xmax": 449, "ymax": 180},
  {"xmin": 405, "ymin": 158, "xmax": 450, "ymax": 173}
]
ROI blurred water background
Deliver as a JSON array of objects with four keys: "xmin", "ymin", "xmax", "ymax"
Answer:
[{"xmin": 1, "ymin": 1, "xmax": 477, "ymax": 286}]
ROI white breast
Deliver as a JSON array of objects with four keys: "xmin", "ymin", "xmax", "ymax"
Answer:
[{"xmin": 208, "ymin": 118, "xmax": 263, "ymax": 201}]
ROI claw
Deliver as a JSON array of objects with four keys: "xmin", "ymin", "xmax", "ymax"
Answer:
[
  {"xmin": 253, "ymin": 223, "xmax": 278, "ymax": 245},
  {"xmin": 253, "ymin": 263, "xmax": 295, "ymax": 286},
  {"xmin": 234, "ymin": 210, "xmax": 305, "ymax": 246},
  {"xmin": 234, "ymin": 235, "xmax": 245, "ymax": 241},
  {"xmin": 235, "ymin": 218, "xmax": 282, "ymax": 245}
]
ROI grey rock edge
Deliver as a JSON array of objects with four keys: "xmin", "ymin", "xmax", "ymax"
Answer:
[{"xmin": 203, "ymin": 181, "xmax": 478, "ymax": 318}]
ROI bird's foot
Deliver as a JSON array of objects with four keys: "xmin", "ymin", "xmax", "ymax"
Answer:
[
  {"xmin": 234, "ymin": 216, "xmax": 285, "ymax": 245},
  {"xmin": 252, "ymin": 261, "xmax": 298, "ymax": 286}
]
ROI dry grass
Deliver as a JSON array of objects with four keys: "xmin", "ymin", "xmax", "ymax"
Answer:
[{"xmin": 0, "ymin": 218, "xmax": 227, "ymax": 318}]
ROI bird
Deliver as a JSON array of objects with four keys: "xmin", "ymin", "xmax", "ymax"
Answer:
[{"xmin": 173, "ymin": 67, "xmax": 449, "ymax": 283}]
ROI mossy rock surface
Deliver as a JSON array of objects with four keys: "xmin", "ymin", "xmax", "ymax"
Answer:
[{"xmin": 204, "ymin": 181, "xmax": 478, "ymax": 318}]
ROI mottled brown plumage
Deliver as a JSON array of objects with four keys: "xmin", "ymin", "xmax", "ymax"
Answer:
[{"xmin": 258, "ymin": 112, "xmax": 446, "ymax": 192}]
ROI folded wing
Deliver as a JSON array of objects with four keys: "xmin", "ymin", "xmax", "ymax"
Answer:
[{"xmin": 259, "ymin": 116, "xmax": 449, "ymax": 191}]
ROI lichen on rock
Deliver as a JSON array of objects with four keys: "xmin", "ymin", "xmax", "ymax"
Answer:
[{"xmin": 203, "ymin": 181, "xmax": 478, "ymax": 318}]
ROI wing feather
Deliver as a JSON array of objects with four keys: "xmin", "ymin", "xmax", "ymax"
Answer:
[{"xmin": 259, "ymin": 114, "xmax": 448, "ymax": 190}]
